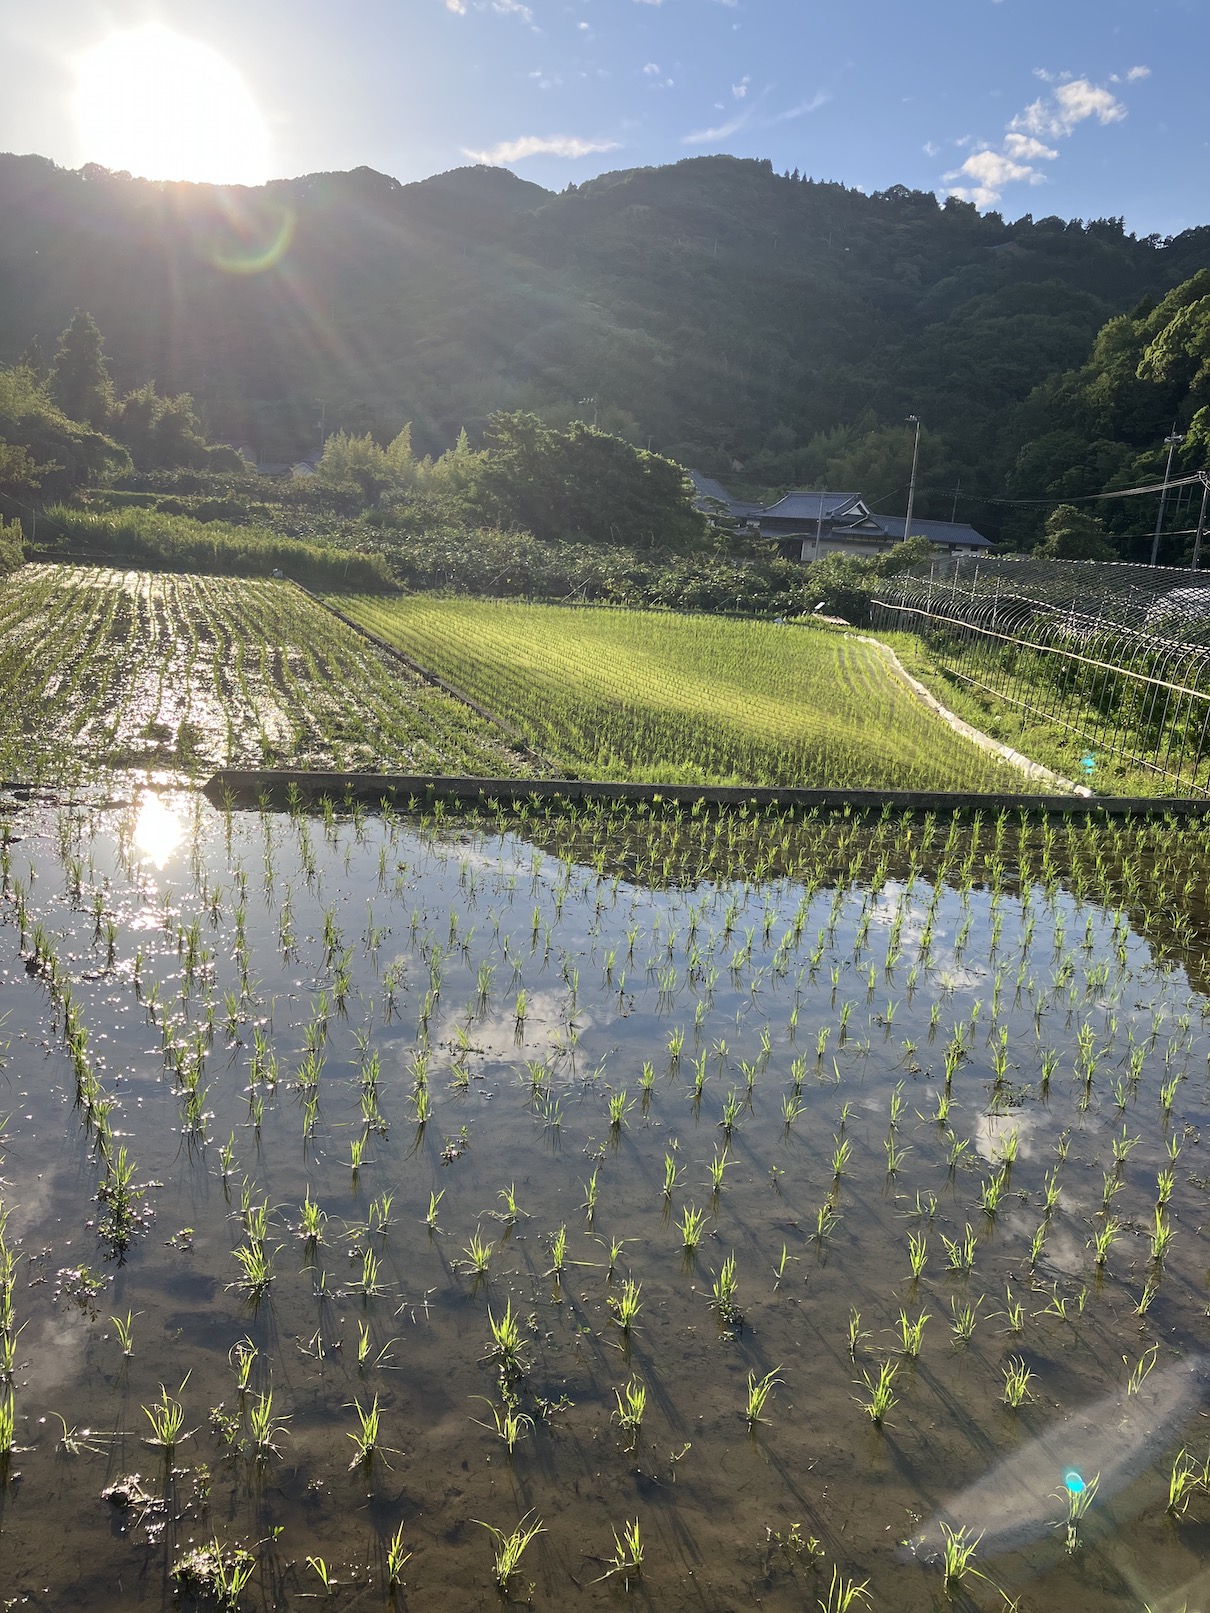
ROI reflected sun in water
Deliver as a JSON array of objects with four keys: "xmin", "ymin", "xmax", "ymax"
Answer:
[{"xmin": 133, "ymin": 793, "xmax": 184, "ymax": 869}]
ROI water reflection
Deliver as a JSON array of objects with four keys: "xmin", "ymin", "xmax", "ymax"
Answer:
[{"xmin": 133, "ymin": 791, "xmax": 183, "ymax": 868}]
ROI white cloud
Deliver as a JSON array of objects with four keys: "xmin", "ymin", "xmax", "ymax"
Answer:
[
  {"xmin": 922, "ymin": 140, "xmax": 940, "ymax": 158},
  {"xmin": 642, "ymin": 61, "xmax": 661, "ymax": 75},
  {"xmin": 1011, "ymin": 77, "xmax": 1125, "ymax": 140},
  {"xmin": 682, "ymin": 111, "xmax": 750, "ymax": 144},
  {"xmin": 732, "ymin": 75, "xmax": 750, "ymax": 99},
  {"xmin": 463, "ymin": 133, "xmax": 621, "ymax": 164},
  {"xmin": 632, "ymin": 0, "xmax": 663, "ymax": 5},
  {"xmin": 944, "ymin": 147, "xmax": 1049, "ymax": 207},
  {"xmin": 1002, "ymin": 131, "xmax": 1057, "ymax": 161},
  {"xmin": 773, "ymin": 92, "xmax": 829, "ymax": 122},
  {"xmin": 491, "ymin": 0, "xmax": 533, "ymax": 16},
  {"xmin": 1126, "ymin": 64, "xmax": 1150, "ymax": 81},
  {"xmin": 444, "ymin": 0, "xmax": 467, "ymax": 12},
  {"xmin": 939, "ymin": 71, "xmax": 1132, "ymax": 208}
]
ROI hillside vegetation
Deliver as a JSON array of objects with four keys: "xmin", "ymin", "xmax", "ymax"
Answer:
[{"xmin": 2, "ymin": 152, "xmax": 1208, "ymax": 549}]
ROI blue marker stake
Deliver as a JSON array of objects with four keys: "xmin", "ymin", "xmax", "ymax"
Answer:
[
  {"xmin": 1064, "ymin": 1469, "xmax": 1085, "ymax": 1495},
  {"xmin": 1080, "ymin": 755, "xmax": 1096, "ymax": 775}
]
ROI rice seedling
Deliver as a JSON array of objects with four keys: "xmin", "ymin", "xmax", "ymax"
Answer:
[
  {"xmin": 608, "ymin": 1278, "xmax": 643, "ymax": 1334},
  {"xmin": 458, "ymin": 1230, "xmax": 493, "ymax": 1277},
  {"xmin": 678, "ymin": 1205, "xmax": 706, "ymax": 1251},
  {"xmin": 941, "ymin": 1224, "xmax": 977, "ymax": 1272},
  {"xmin": 940, "ymin": 1522, "xmax": 983, "ymax": 1586},
  {"xmin": 706, "ymin": 1147, "xmax": 732, "ymax": 1193},
  {"xmin": 907, "ymin": 1231, "xmax": 928, "ymax": 1280},
  {"xmin": 581, "ymin": 1167, "xmax": 599, "ymax": 1220},
  {"xmin": 1150, "ymin": 1207, "xmax": 1175, "ymax": 1263},
  {"xmin": 346, "ymin": 1393, "xmax": 385, "ymax": 1469},
  {"xmin": 596, "ymin": 1518, "xmax": 644, "ymax": 1587},
  {"xmin": 612, "ymin": 1377, "xmax": 647, "ymax": 1449},
  {"xmin": 1002, "ymin": 1356, "xmax": 1034, "ymax": 1407},
  {"xmin": 307, "ymin": 1556, "xmax": 336, "ymax": 1592},
  {"xmin": 142, "ymin": 1382, "xmax": 191, "ymax": 1455},
  {"xmin": 472, "ymin": 1397, "xmax": 534, "ymax": 1455},
  {"xmin": 247, "ymin": 1389, "xmax": 290, "ymax": 1459},
  {"xmin": 1126, "ymin": 1343, "xmax": 1158, "ymax": 1396},
  {"xmin": 847, "ymin": 1308, "xmax": 871, "ymax": 1359},
  {"xmin": 475, "ymin": 1511, "xmax": 545, "ymax": 1593},
  {"xmin": 711, "ymin": 1252, "xmax": 743, "ymax": 1326},
  {"xmin": 1058, "ymin": 1469, "xmax": 1100, "ymax": 1553},
  {"xmin": 662, "ymin": 1152, "xmax": 684, "ymax": 1199},
  {"xmin": 950, "ymin": 1297, "xmax": 982, "ymax": 1345},
  {"xmin": 856, "ymin": 1360, "xmax": 898, "ymax": 1426},
  {"xmin": 110, "ymin": 1310, "xmax": 137, "ymax": 1358},
  {"xmin": 817, "ymin": 1564, "xmax": 872, "ymax": 1612},
  {"xmin": 896, "ymin": 1309, "xmax": 930, "ymax": 1358},
  {"xmin": 386, "ymin": 1521, "xmax": 411, "ymax": 1587},
  {"xmin": 744, "ymin": 1367, "xmax": 782, "ymax": 1427},
  {"xmin": 230, "ymin": 1337, "xmax": 257, "ymax": 1394},
  {"xmin": 485, "ymin": 1300, "xmax": 527, "ymax": 1376}
]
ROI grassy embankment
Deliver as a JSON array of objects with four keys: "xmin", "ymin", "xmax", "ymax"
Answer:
[
  {"xmin": 879, "ymin": 630, "xmax": 1177, "ymax": 798},
  {"xmin": 329, "ymin": 593, "xmax": 1035, "ymax": 792}
]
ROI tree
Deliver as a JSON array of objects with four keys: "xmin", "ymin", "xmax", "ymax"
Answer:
[
  {"xmin": 49, "ymin": 309, "xmax": 114, "ymax": 427},
  {"xmin": 0, "ymin": 362, "xmax": 128, "ymax": 497},
  {"xmin": 1033, "ymin": 504, "xmax": 1116, "ymax": 561},
  {"xmin": 471, "ymin": 412, "xmax": 706, "ymax": 549},
  {"xmin": 113, "ymin": 381, "xmax": 211, "ymax": 470},
  {"xmin": 17, "ymin": 337, "xmax": 47, "ymax": 384}
]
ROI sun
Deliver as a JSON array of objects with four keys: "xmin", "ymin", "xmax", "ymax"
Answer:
[{"xmin": 73, "ymin": 25, "xmax": 272, "ymax": 185}]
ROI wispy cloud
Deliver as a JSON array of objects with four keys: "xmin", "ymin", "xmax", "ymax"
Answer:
[
  {"xmin": 463, "ymin": 132, "xmax": 621, "ymax": 164},
  {"xmin": 682, "ymin": 84, "xmax": 828, "ymax": 146},
  {"xmin": 683, "ymin": 110, "xmax": 751, "ymax": 145},
  {"xmin": 942, "ymin": 72, "xmax": 1132, "ymax": 207},
  {"xmin": 772, "ymin": 92, "xmax": 829, "ymax": 122},
  {"xmin": 732, "ymin": 75, "xmax": 750, "ymax": 100}
]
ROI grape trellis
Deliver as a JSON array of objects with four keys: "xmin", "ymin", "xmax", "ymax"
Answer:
[{"xmin": 872, "ymin": 556, "xmax": 1210, "ymax": 795}]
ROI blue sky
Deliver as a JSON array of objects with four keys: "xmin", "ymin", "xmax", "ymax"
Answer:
[{"xmin": 1, "ymin": 0, "xmax": 1206, "ymax": 236}]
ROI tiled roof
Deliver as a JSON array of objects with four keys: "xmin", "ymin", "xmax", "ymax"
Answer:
[{"xmin": 872, "ymin": 514, "xmax": 993, "ymax": 548}]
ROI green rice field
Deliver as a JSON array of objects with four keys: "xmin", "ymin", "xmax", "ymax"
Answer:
[
  {"xmin": 0, "ymin": 566, "xmax": 533, "ymax": 781},
  {"xmin": 329, "ymin": 594, "xmax": 1030, "ymax": 791}
]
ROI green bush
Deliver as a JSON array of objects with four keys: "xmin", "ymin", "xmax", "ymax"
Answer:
[{"xmin": 37, "ymin": 505, "xmax": 394, "ymax": 590}]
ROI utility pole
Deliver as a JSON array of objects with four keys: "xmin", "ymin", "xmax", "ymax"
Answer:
[
  {"xmin": 813, "ymin": 487, "xmax": 826, "ymax": 562},
  {"xmin": 903, "ymin": 415, "xmax": 922, "ymax": 546},
  {"xmin": 1150, "ymin": 430, "xmax": 1185, "ymax": 566},
  {"xmin": 317, "ymin": 400, "xmax": 326, "ymax": 459},
  {"xmin": 950, "ymin": 476, "xmax": 961, "ymax": 523},
  {"xmin": 1192, "ymin": 471, "xmax": 1210, "ymax": 571}
]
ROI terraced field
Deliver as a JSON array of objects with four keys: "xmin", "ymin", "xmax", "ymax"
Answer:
[
  {"xmin": 331, "ymin": 594, "xmax": 1028, "ymax": 790},
  {"xmin": 0, "ymin": 566, "xmax": 533, "ymax": 780}
]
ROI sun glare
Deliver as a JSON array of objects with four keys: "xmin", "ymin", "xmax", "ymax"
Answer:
[
  {"xmin": 133, "ymin": 792, "xmax": 184, "ymax": 870},
  {"xmin": 73, "ymin": 25, "xmax": 271, "ymax": 185}
]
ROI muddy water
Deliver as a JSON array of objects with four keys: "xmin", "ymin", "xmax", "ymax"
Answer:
[{"xmin": 0, "ymin": 791, "xmax": 1208, "ymax": 1612}]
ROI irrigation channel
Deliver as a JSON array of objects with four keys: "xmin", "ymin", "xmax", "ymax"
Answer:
[
  {"xmin": 2, "ymin": 782, "xmax": 1210, "ymax": 1612},
  {"xmin": 872, "ymin": 556, "xmax": 1210, "ymax": 797}
]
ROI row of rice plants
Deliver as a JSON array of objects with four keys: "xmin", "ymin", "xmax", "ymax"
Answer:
[
  {"xmin": 0, "ymin": 566, "xmax": 537, "ymax": 782},
  {"xmin": 329, "ymin": 594, "xmax": 1031, "ymax": 791},
  {"xmin": 1, "ymin": 787, "xmax": 1209, "ymax": 1609}
]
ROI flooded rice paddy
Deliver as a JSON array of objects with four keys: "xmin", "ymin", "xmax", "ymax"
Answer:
[{"xmin": 0, "ymin": 789, "xmax": 1209, "ymax": 1612}]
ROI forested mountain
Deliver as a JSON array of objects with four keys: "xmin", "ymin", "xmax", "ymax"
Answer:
[{"xmin": 1, "ymin": 149, "xmax": 1208, "ymax": 543}]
